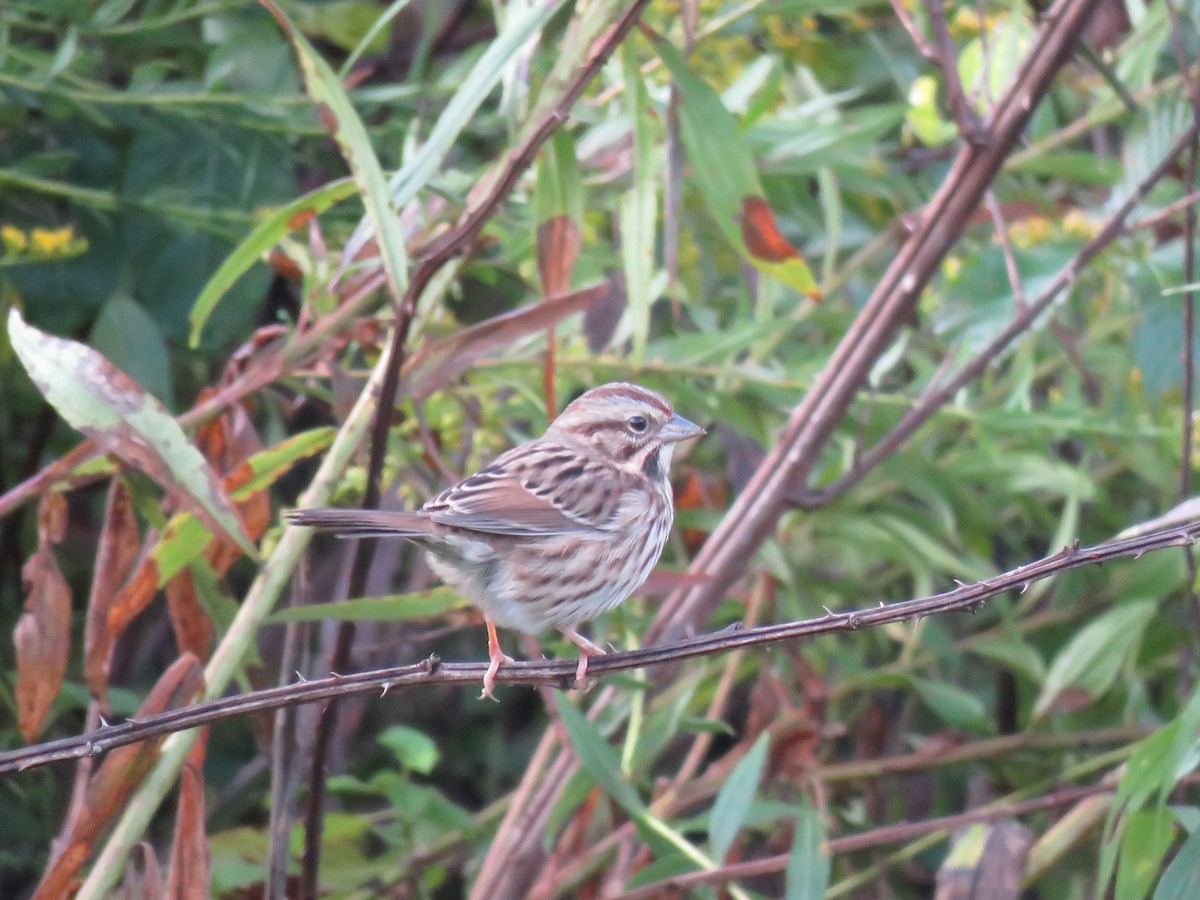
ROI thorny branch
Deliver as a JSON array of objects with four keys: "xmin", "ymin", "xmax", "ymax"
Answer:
[{"xmin": 3, "ymin": 517, "xmax": 1199, "ymax": 777}]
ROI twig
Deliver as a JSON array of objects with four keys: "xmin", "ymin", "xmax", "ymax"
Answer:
[
  {"xmin": 921, "ymin": 0, "xmax": 987, "ymax": 143},
  {"xmin": 984, "ymin": 190, "xmax": 1103, "ymax": 403},
  {"xmin": 4, "ymin": 518, "xmax": 1199, "ymax": 777}
]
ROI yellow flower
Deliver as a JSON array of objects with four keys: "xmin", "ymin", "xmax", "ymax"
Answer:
[
  {"xmin": 30, "ymin": 226, "xmax": 77, "ymax": 255},
  {"xmin": 2, "ymin": 225, "xmax": 27, "ymax": 253}
]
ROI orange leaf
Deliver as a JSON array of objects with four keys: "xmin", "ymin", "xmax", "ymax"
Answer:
[
  {"xmin": 165, "ymin": 568, "xmax": 214, "ymax": 662},
  {"xmin": 537, "ymin": 215, "xmax": 581, "ymax": 299},
  {"xmin": 34, "ymin": 654, "xmax": 204, "ymax": 900},
  {"xmin": 14, "ymin": 493, "xmax": 72, "ymax": 742},
  {"xmin": 85, "ymin": 478, "xmax": 141, "ymax": 711},
  {"xmin": 166, "ymin": 762, "xmax": 211, "ymax": 900},
  {"xmin": 738, "ymin": 196, "xmax": 800, "ymax": 263}
]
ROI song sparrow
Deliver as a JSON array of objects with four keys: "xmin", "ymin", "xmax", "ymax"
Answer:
[{"xmin": 288, "ymin": 383, "xmax": 704, "ymax": 699}]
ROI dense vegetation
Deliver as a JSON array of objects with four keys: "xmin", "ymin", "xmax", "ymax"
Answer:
[{"xmin": 3, "ymin": 0, "xmax": 1200, "ymax": 896}]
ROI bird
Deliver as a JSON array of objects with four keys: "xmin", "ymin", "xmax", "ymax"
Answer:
[{"xmin": 288, "ymin": 383, "xmax": 704, "ymax": 699}]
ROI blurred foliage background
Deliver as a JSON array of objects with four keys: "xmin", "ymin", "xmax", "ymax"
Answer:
[{"xmin": 3, "ymin": 0, "xmax": 1200, "ymax": 897}]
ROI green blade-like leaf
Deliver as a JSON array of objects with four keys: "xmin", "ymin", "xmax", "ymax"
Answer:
[
  {"xmin": 555, "ymin": 693, "xmax": 647, "ymax": 817},
  {"xmin": 263, "ymin": 0, "xmax": 409, "ymax": 305},
  {"xmin": 8, "ymin": 309, "xmax": 257, "ymax": 558},
  {"xmin": 267, "ymin": 587, "xmax": 465, "ymax": 623},
  {"xmin": 650, "ymin": 33, "xmax": 819, "ymax": 298},
  {"xmin": 1034, "ymin": 600, "xmax": 1156, "ymax": 720},
  {"xmin": 785, "ymin": 799, "xmax": 829, "ymax": 900},
  {"xmin": 709, "ymin": 732, "xmax": 769, "ymax": 862},
  {"xmin": 188, "ymin": 177, "xmax": 356, "ymax": 346},
  {"xmin": 1153, "ymin": 821, "xmax": 1200, "ymax": 900}
]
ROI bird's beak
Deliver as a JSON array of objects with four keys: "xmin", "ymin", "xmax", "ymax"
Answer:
[{"xmin": 660, "ymin": 413, "xmax": 705, "ymax": 444}]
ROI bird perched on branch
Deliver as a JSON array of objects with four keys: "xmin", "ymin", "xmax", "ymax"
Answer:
[{"xmin": 289, "ymin": 382, "xmax": 704, "ymax": 699}]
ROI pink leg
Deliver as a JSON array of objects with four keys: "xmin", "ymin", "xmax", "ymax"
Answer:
[
  {"xmin": 561, "ymin": 627, "xmax": 606, "ymax": 690},
  {"xmin": 482, "ymin": 620, "xmax": 515, "ymax": 702}
]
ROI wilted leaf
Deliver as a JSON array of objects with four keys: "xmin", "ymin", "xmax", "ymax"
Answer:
[
  {"xmin": 403, "ymin": 284, "xmax": 610, "ymax": 400},
  {"xmin": 935, "ymin": 821, "xmax": 1032, "ymax": 900},
  {"xmin": 535, "ymin": 128, "xmax": 583, "ymax": 298},
  {"xmin": 7, "ymin": 309, "xmax": 257, "ymax": 558},
  {"xmin": 165, "ymin": 762, "xmax": 211, "ymax": 900},
  {"xmin": 85, "ymin": 478, "xmax": 141, "ymax": 711},
  {"xmin": 14, "ymin": 497, "xmax": 72, "ymax": 742},
  {"xmin": 165, "ymin": 568, "xmax": 214, "ymax": 662},
  {"xmin": 34, "ymin": 654, "xmax": 204, "ymax": 900}
]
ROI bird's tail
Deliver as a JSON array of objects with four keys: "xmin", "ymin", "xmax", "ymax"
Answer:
[{"xmin": 286, "ymin": 508, "xmax": 433, "ymax": 538}]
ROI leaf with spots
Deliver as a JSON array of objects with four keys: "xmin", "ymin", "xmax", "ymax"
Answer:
[{"xmin": 8, "ymin": 309, "xmax": 257, "ymax": 558}]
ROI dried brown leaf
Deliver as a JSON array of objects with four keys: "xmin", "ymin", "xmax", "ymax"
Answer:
[
  {"xmin": 165, "ymin": 762, "xmax": 211, "ymax": 900},
  {"xmin": 34, "ymin": 654, "xmax": 204, "ymax": 900},
  {"xmin": 15, "ymin": 494, "xmax": 73, "ymax": 742},
  {"xmin": 165, "ymin": 568, "xmax": 214, "ymax": 662},
  {"xmin": 537, "ymin": 215, "xmax": 582, "ymax": 298},
  {"xmin": 85, "ymin": 478, "xmax": 141, "ymax": 711}
]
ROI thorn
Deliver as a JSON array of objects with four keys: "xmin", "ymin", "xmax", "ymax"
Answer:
[
  {"xmin": 380, "ymin": 682, "xmax": 392, "ymax": 698},
  {"xmin": 126, "ymin": 717, "xmax": 141, "ymax": 726},
  {"xmin": 329, "ymin": 670, "xmax": 342, "ymax": 678},
  {"xmin": 98, "ymin": 715, "xmax": 110, "ymax": 728},
  {"xmin": 822, "ymin": 606, "xmax": 836, "ymax": 617},
  {"xmin": 422, "ymin": 653, "xmax": 441, "ymax": 674},
  {"xmin": 953, "ymin": 579, "xmax": 968, "ymax": 588},
  {"xmin": 295, "ymin": 671, "xmax": 308, "ymax": 682},
  {"xmin": 878, "ymin": 600, "xmax": 887, "ymax": 608},
  {"xmin": 724, "ymin": 621, "xmax": 745, "ymax": 633},
  {"xmin": 1020, "ymin": 582, "xmax": 1029, "ymax": 594}
]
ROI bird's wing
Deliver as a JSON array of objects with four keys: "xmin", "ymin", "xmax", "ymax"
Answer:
[{"xmin": 423, "ymin": 443, "xmax": 625, "ymax": 536}]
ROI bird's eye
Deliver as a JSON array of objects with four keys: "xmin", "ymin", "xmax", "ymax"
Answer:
[{"xmin": 628, "ymin": 415, "xmax": 648, "ymax": 433}]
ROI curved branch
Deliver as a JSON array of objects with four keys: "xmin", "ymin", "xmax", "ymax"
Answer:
[{"xmin": 4, "ymin": 518, "xmax": 1198, "ymax": 777}]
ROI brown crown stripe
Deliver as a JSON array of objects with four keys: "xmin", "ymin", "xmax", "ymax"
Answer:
[{"xmin": 574, "ymin": 382, "xmax": 672, "ymax": 416}]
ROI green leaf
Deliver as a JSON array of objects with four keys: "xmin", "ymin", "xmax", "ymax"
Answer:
[
  {"xmin": 709, "ymin": 733, "xmax": 769, "ymax": 862},
  {"xmin": 1154, "ymin": 821, "xmax": 1200, "ymax": 899},
  {"xmin": 1034, "ymin": 600, "xmax": 1157, "ymax": 719},
  {"xmin": 911, "ymin": 677, "xmax": 993, "ymax": 733},
  {"xmin": 264, "ymin": 1, "xmax": 409, "ymax": 308},
  {"xmin": 967, "ymin": 634, "xmax": 1046, "ymax": 682},
  {"xmin": 89, "ymin": 295, "xmax": 172, "ymax": 405},
  {"xmin": 555, "ymin": 693, "xmax": 647, "ymax": 816},
  {"xmin": 8, "ymin": 308, "xmax": 257, "ymax": 558},
  {"xmin": 266, "ymin": 587, "xmax": 465, "ymax": 624},
  {"xmin": 785, "ymin": 799, "xmax": 829, "ymax": 900},
  {"xmin": 1117, "ymin": 807, "xmax": 1176, "ymax": 900},
  {"xmin": 378, "ymin": 725, "xmax": 439, "ymax": 775},
  {"xmin": 188, "ymin": 177, "xmax": 356, "ymax": 346},
  {"xmin": 649, "ymin": 34, "xmax": 819, "ymax": 298}
]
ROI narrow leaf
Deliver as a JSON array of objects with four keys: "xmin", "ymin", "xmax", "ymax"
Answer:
[
  {"xmin": 555, "ymin": 693, "xmax": 647, "ymax": 816},
  {"xmin": 262, "ymin": 1, "xmax": 409, "ymax": 301},
  {"xmin": 1154, "ymin": 822, "xmax": 1200, "ymax": 899},
  {"xmin": 709, "ymin": 733, "xmax": 769, "ymax": 862},
  {"xmin": 84, "ymin": 478, "xmax": 140, "ymax": 712},
  {"xmin": 785, "ymin": 799, "xmax": 829, "ymax": 900}
]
